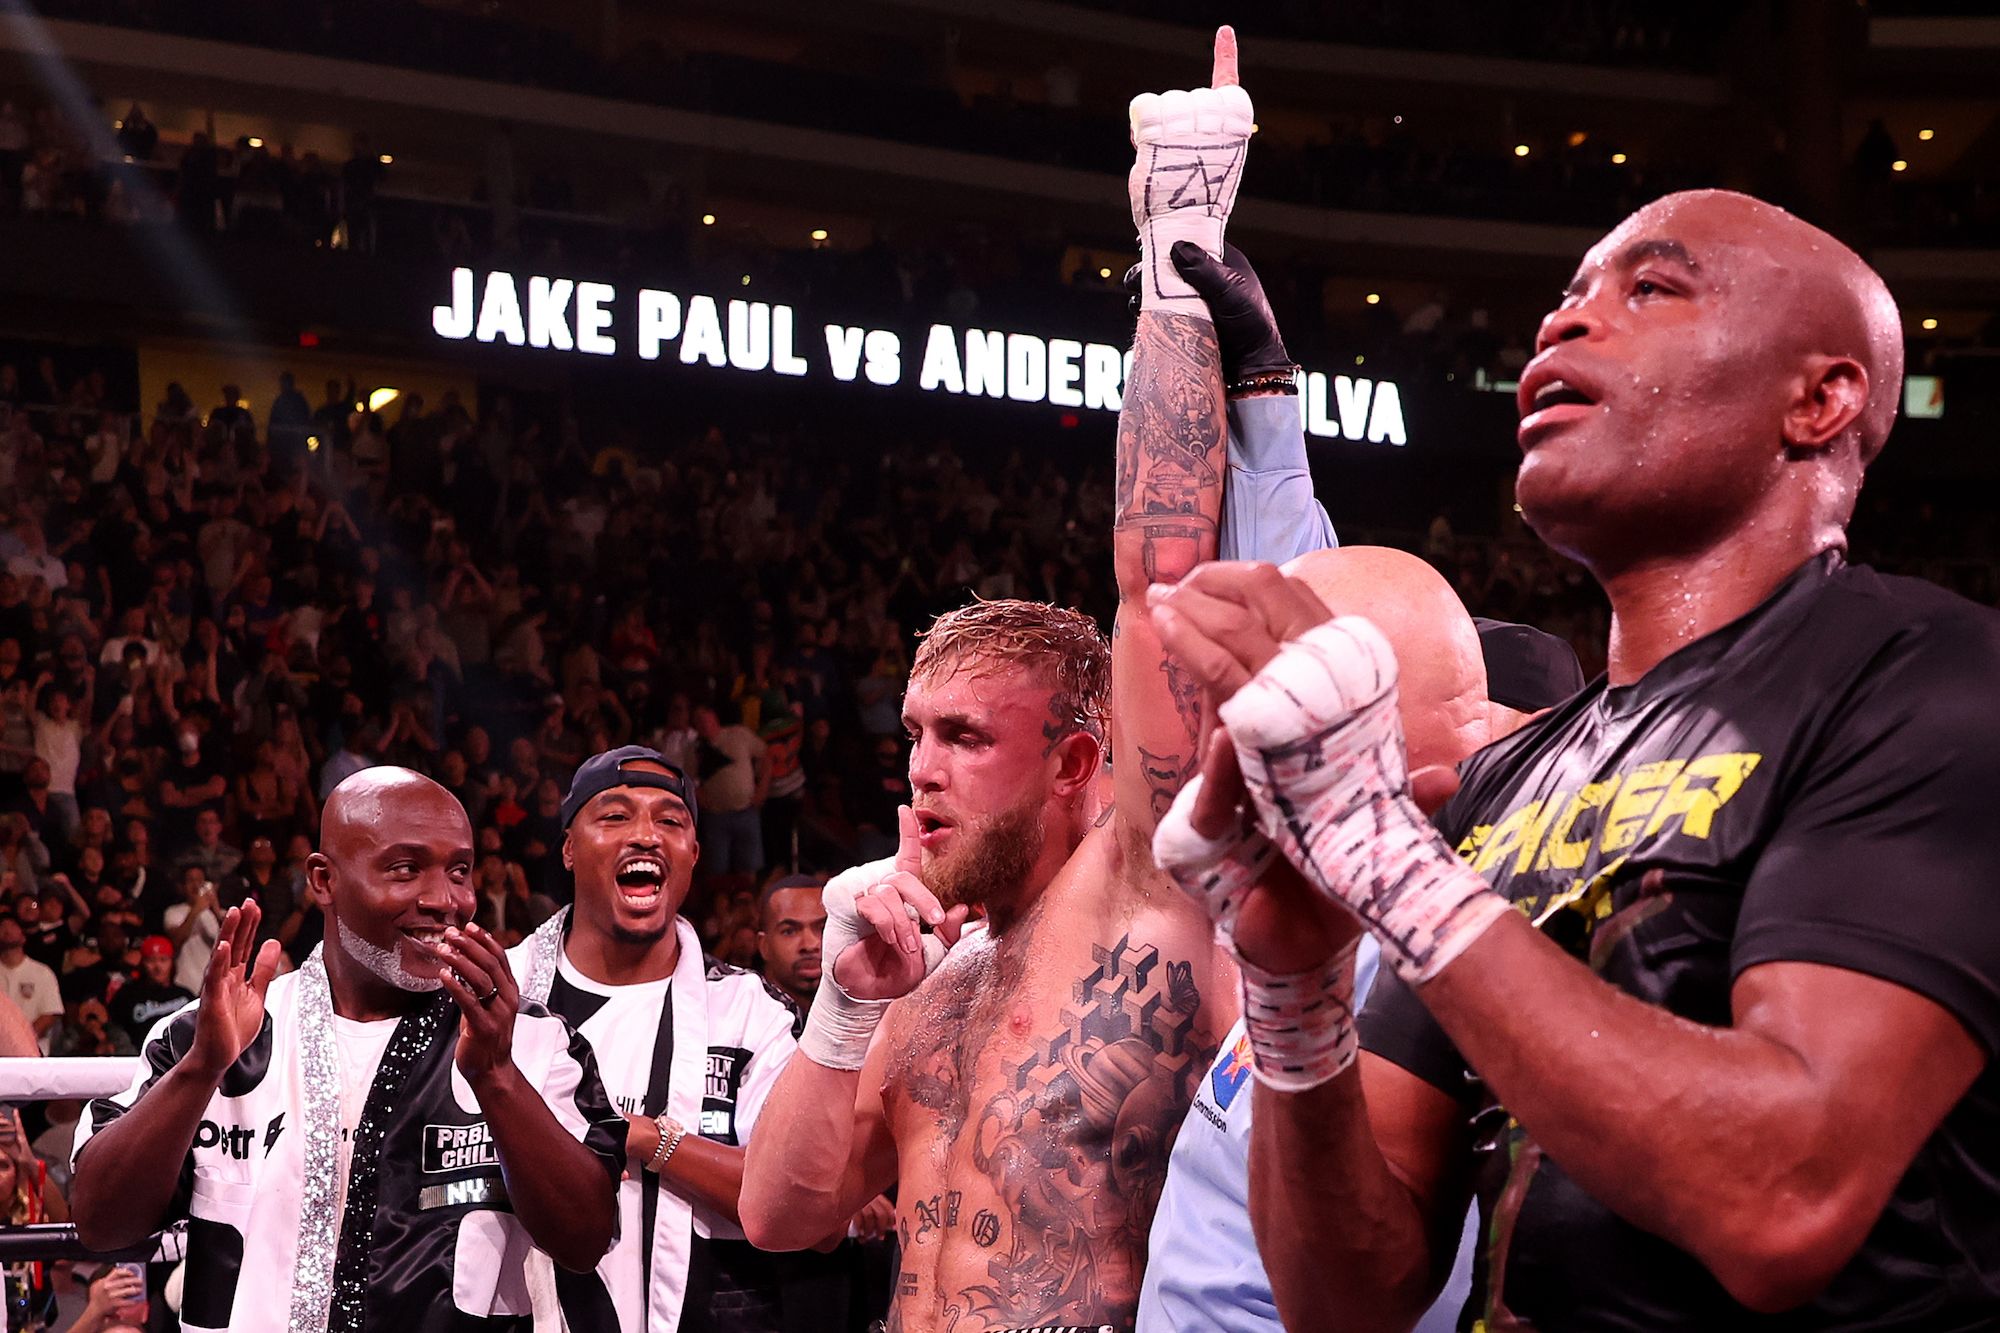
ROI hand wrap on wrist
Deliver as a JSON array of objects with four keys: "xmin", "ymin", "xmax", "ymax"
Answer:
[
  {"xmin": 1239, "ymin": 938, "xmax": 1360, "ymax": 1091},
  {"xmin": 1153, "ymin": 772, "xmax": 1277, "ymax": 940},
  {"xmin": 1222, "ymin": 618, "xmax": 1509, "ymax": 984},
  {"xmin": 1127, "ymin": 85, "xmax": 1253, "ymax": 316},
  {"xmin": 795, "ymin": 857, "xmax": 948, "ymax": 1070}
]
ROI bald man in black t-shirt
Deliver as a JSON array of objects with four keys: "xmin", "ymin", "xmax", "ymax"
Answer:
[{"xmin": 1149, "ymin": 190, "xmax": 2000, "ymax": 1331}]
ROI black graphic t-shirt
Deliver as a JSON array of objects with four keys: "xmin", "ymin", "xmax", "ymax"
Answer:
[{"xmin": 1361, "ymin": 553, "xmax": 2000, "ymax": 1331}]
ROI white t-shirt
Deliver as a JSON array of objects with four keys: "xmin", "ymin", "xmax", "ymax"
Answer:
[
  {"xmin": 332, "ymin": 1013, "xmax": 398, "ymax": 1224},
  {"xmin": 0, "ymin": 954, "xmax": 64, "ymax": 1052},
  {"xmin": 534, "ymin": 943, "xmax": 798, "ymax": 1333},
  {"xmin": 5, "ymin": 551, "xmax": 63, "ymax": 592},
  {"xmin": 164, "ymin": 903, "xmax": 221, "ymax": 993},
  {"xmin": 32, "ymin": 715, "xmax": 80, "ymax": 794}
]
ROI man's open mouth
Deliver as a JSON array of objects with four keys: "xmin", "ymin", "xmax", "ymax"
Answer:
[{"xmin": 615, "ymin": 856, "xmax": 666, "ymax": 906}]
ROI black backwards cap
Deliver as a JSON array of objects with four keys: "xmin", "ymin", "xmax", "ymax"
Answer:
[
  {"xmin": 1474, "ymin": 618, "xmax": 1587, "ymax": 713},
  {"xmin": 560, "ymin": 745, "xmax": 698, "ymax": 829}
]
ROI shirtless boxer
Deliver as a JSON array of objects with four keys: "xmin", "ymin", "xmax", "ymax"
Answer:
[{"xmin": 742, "ymin": 31, "xmax": 1253, "ymax": 1333}]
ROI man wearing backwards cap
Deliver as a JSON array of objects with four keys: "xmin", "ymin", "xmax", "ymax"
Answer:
[{"xmin": 510, "ymin": 745, "xmax": 805, "ymax": 1333}]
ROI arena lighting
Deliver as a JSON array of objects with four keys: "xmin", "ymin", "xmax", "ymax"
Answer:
[
  {"xmin": 1611, "ymin": 152, "xmax": 1628, "ymax": 164},
  {"xmin": 1513, "ymin": 144, "xmax": 1531, "ymax": 157},
  {"xmin": 368, "ymin": 387, "xmax": 401, "ymax": 411},
  {"xmin": 1921, "ymin": 318, "xmax": 1939, "ymax": 330},
  {"xmin": 1918, "ymin": 128, "xmax": 1935, "ymax": 141},
  {"xmin": 1892, "ymin": 160, "xmax": 1908, "ymax": 172},
  {"xmin": 429, "ymin": 267, "xmax": 1411, "ymax": 445}
]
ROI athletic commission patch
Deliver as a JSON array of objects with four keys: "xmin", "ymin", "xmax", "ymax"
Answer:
[{"xmin": 1210, "ymin": 1031, "xmax": 1253, "ymax": 1112}]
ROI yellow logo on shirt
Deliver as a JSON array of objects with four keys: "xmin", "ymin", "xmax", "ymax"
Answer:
[
  {"xmin": 1455, "ymin": 752, "xmax": 1761, "ymax": 877},
  {"xmin": 1451, "ymin": 751, "xmax": 1763, "ymax": 935}
]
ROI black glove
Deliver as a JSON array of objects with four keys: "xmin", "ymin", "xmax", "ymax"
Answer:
[{"xmin": 1124, "ymin": 242, "xmax": 1297, "ymax": 384}]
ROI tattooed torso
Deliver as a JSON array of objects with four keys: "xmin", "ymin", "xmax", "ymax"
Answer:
[{"xmin": 878, "ymin": 826, "xmax": 1228, "ymax": 1333}]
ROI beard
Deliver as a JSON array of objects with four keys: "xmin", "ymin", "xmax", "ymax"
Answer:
[
  {"xmin": 923, "ymin": 792, "xmax": 1046, "ymax": 912},
  {"xmin": 333, "ymin": 915, "xmax": 444, "ymax": 993}
]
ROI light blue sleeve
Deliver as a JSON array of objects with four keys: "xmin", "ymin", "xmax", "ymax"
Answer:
[{"xmin": 1217, "ymin": 393, "xmax": 1337, "ymax": 564}]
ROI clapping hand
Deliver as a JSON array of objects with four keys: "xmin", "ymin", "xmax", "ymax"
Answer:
[{"xmin": 433, "ymin": 922, "xmax": 520, "ymax": 1082}]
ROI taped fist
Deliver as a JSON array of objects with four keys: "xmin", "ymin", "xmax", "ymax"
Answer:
[{"xmin": 1128, "ymin": 26, "xmax": 1254, "ymax": 313}]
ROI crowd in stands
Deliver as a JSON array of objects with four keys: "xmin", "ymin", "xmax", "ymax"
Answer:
[{"xmin": 13, "ymin": 0, "xmax": 1993, "ymax": 253}]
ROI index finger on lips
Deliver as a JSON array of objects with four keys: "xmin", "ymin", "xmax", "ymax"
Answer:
[
  {"xmin": 895, "ymin": 804, "xmax": 922, "ymax": 876},
  {"xmin": 883, "ymin": 870, "xmax": 944, "ymax": 927},
  {"xmin": 1211, "ymin": 24, "xmax": 1239, "ymax": 88}
]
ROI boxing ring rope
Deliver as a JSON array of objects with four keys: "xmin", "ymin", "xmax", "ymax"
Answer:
[
  {"xmin": 0, "ymin": 1057, "xmax": 142, "ymax": 1101},
  {"xmin": 0, "ymin": 1056, "xmax": 182, "ymax": 1265}
]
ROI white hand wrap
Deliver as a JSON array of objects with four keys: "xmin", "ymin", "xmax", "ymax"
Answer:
[
  {"xmin": 1239, "ymin": 939, "xmax": 1360, "ymax": 1091},
  {"xmin": 1128, "ymin": 85, "xmax": 1253, "ymax": 315},
  {"xmin": 1152, "ymin": 773, "xmax": 1277, "ymax": 940},
  {"xmin": 1222, "ymin": 617, "xmax": 1510, "ymax": 985},
  {"xmin": 796, "ymin": 857, "xmax": 949, "ymax": 1071}
]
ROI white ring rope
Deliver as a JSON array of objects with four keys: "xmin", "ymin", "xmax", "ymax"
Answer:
[{"xmin": 0, "ymin": 1057, "xmax": 142, "ymax": 1100}]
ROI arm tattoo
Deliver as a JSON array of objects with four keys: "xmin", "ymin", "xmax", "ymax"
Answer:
[
  {"xmin": 1113, "ymin": 311, "xmax": 1226, "ymax": 822},
  {"xmin": 1114, "ymin": 312, "xmax": 1224, "ymax": 587}
]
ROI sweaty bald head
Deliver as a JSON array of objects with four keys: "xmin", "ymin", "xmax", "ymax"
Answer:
[
  {"xmin": 1518, "ymin": 189, "xmax": 1903, "ymax": 571},
  {"xmin": 1612, "ymin": 190, "xmax": 1903, "ymax": 462},
  {"xmin": 1282, "ymin": 547, "xmax": 1489, "ymax": 773}
]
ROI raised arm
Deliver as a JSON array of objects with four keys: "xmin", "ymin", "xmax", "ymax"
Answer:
[{"xmin": 1110, "ymin": 28, "xmax": 1250, "ymax": 842}]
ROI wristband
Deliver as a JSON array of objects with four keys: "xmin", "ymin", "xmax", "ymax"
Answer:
[
  {"xmin": 1226, "ymin": 366, "xmax": 1302, "ymax": 398},
  {"xmin": 1223, "ymin": 618, "xmax": 1511, "ymax": 984},
  {"xmin": 797, "ymin": 975, "xmax": 893, "ymax": 1071},
  {"xmin": 1239, "ymin": 938, "xmax": 1360, "ymax": 1091},
  {"xmin": 648, "ymin": 1115, "xmax": 686, "ymax": 1172}
]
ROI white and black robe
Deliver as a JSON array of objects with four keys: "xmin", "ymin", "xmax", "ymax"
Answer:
[
  {"xmin": 513, "ymin": 913, "xmax": 801, "ymax": 1333},
  {"xmin": 73, "ymin": 969, "xmax": 626, "ymax": 1333}
]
